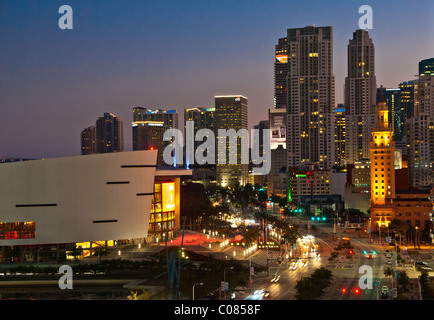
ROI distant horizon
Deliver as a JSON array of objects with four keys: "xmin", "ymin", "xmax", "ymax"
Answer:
[{"xmin": 1, "ymin": 0, "xmax": 433, "ymax": 159}]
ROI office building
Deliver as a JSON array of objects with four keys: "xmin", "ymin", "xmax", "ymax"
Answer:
[
  {"xmin": 345, "ymin": 29, "xmax": 377, "ymax": 165},
  {"xmin": 133, "ymin": 107, "xmax": 178, "ymax": 131},
  {"xmin": 274, "ymin": 37, "xmax": 289, "ymax": 109},
  {"xmin": 377, "ymin": 87, "xmax": 403, "ymax": 142},
  {"xmin": 269, "ymin": 108, "xmax": 286, "ymax": 150},
  {"xmin": 184, "ymin": 107, "xmax": 215, "ymax": 168},
  {"xmin": 406, "ymin": 74, "xmax": 434, "ymax": 187},
  {"xmin": 214, "ymin": 95, "xmax": 248, "ymax": 187},
  {"xmin": 132, "ymin": 107, "xmax": 179, "ymax": 167},
  {"xmin": 334, "ymin": 105, "xmax": 346, "ymax": 166},
  {"xmin": 284, "ymin": 26, "xmax": 335, "ymax": 170},
  {"xmin": 95, "ymin": 112, "xmax": 123, "ymax": 154},
  {"xmin": 419, "ymin": 57, "xmax": 434, "ymax": 76},
  {"xmin": 132, "ymin": 121, "xmax": 165, "ymax": 166},
  {"xmin": 81, "ymin": 126, "xmax": 95, "ymax": 155}
]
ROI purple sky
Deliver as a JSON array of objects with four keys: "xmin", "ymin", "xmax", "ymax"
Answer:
[{"xmin": 1, "ymin": 0, "xmax": 433, "ymax": 159}]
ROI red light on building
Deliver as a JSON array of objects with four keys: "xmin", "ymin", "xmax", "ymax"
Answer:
[
  {"xmin": 354, "ymin": 288, "xmax": 360, "ymax": 294},
  {"xmin": 150, "ymin": 146, "xmax": 154, "ymax": 151},
  {"xmin": 5, "ymin": 231, "xmax": 17, "ymax": 239},
  {"xmin": 341, "ymin": 288, "xmax": 346, "ymax": 293}
]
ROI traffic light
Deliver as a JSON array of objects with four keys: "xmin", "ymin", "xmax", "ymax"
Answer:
[
  {"xmin": 322, "ymin": 217, "xmax": 326, "ymax": 221},
  {"xmin": 341, "ymin": 288, "xmax": 347, "ymax": 293},
  {"xmin": 349, "ymin": 250, "xmax": 354, "ymax": 255}
]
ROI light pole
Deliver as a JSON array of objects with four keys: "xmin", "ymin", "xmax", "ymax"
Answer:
[
  {"xmin": 223, "ymin": 267, "xmax": 234, "ymax": 300},
  {"xmin": 37, "ymin": 247, "xmax": 43, "ymax": 266},
  {"xmin": 193, "ymin": 282, "xmax": 204, "ymax": 300}
]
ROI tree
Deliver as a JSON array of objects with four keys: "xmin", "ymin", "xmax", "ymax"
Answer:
[
  {"xmin": 311, "ymin": 267, "xmax": 333, "ymax": 288},
  {"xmin": 181, "ymin": 182, "xmax": 216, "ymax": 230},
  {"xmin": 383, "ymin": 267, "xmax": 393, "ymax": 279},
  {"xmin": 295, "ymin": 267, "xmax": 333, "ymax": 300},
  {"xmin": 397, "ymin": 270, "xmax": 410, "ymax": 294},
  {"xmin": 241, "ymin": 227, "xmax": 261, "ymax": 246},
  {"xmin": 419, "ymin": 270, "xmax": 429, "ymax": 293},
  {"xmin": 230, "ymin": 183, "xmax": 256, "ymax": 218}
]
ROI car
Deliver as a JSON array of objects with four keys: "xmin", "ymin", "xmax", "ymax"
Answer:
[
  {"xmin": 262, "ymin": 290, "xmax": 270, "ymax": 298},
  {"xmin": 386, "ymin": 253, "xmax": 392, "ymax": 258},
  {"xmin": 419, "ymin": 266, "xmax": 433, "ymax": 271},
  {"xmin": 271, "ymin": 275, "xmax": 281, "ymax": 283}
]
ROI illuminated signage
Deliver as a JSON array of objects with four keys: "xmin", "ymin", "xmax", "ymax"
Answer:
[
  {"xmin": 162, "ymin": 182, "xmax": 175, "ymax": 212},
  {"xmin": 276, "ymin": 55, "xmax": 288, "ymax": 63}
]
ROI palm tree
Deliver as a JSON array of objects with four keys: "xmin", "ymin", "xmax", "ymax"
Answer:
[{"xmin": 241, "ymin": 227, "xmax": 261, "ymax": 246}]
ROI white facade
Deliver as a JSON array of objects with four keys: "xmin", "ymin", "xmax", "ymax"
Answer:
[{"xmin": 0, "ymin": 150, "xmax": 157, "ymax": 246}]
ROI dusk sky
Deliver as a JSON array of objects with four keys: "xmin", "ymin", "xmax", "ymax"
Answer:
[{"xmin": 1, "ymin": 0, "xmax": 433, "ymax": 159}]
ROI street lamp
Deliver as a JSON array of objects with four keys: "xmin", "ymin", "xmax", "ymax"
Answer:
[
  {"xmin": 193, "ymin": 282, "xmax": 204, "ymax": 300},
  {"xmin": 223, "ymin": 267, "xmax": 234, "ymax": 300},
  {"xmin": 37, "ymin": 247, "xmax": 43, "ymax": 266}
]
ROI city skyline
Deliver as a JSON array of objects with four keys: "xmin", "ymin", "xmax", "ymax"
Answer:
[{"xmin": 1, "ymin": 0, "xmax": 433, "ymax": 159}]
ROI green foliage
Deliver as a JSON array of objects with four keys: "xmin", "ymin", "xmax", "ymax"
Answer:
[
  {"xmin": 383, "ymin": 268, "xmax": 393, "ymax": 278},
  {"xmin": 397, "ymin": 271, "xmax": 410, "ymax": 294},
  {"xmin": 295, "ymin": 267, "xmax": 333, "ymax": 300}
]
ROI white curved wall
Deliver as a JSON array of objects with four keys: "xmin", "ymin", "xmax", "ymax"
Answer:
[{"xmin": 0, "ymin": 150, "xmax": 157, "ymax": 245}]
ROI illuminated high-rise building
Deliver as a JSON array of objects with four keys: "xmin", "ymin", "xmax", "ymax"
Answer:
[
  {"xmin": 95, "ymin": 113, "xmax": 123, "ymax": 154},
  {"xmin": 345, "ymin": 29, "xmax": 377, "ymax": 165},
  {"xmin": 334, "ymin": 105, "xmax": 346, "ymax": 166},
  {"xmin": 369, "ymin": 94, "xmax": 395, "ymax": 229},
  {"xmin": 274, "ymin": 37, "xmax": 288, "ymax": 109},
  {"xmin": 214, "ymin": 95, "xmax": 248, "ymax": 187},
  {"xmin": 133, "ymin": 107, "xmax": 178, "ymax": 132},
  {"xmin": 406, "ymin": 74, "xmax": 434, "ymax": 187},
  {"xmin": 132, "ymin": 121, "xmax": 165, "ymax": 165},
  {"xmin": 419, "ymin": 57, "xmax": 434, "ymax": 76},
  {"xmin": 81, "ymin": 126, "xmax": 95, "ymax": 155},
  {"xmin": 284, "ymin": 26, "xmax": 335, "ymax": 170},
  {"xmin": 377, "ymin": 87, "xmax": 403, "ymax": 142}
]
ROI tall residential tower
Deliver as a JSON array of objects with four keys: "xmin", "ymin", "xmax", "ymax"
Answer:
[
  {"xmin": 285, "ymin": 26, "xmax": 335, "ymax": 170},
  {"xmin": 344, "ymin": 29, "xmax": 377, "ymax": 165}
]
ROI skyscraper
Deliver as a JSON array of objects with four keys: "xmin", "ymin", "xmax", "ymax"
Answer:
[
  {"xmin": 419, "ymin": 57, "xmax": 434, "ymax": 76},
  {"xmin": 132, "ymin": 121, "xmax": 165, "ymax": 165},
  {"xmin": 399, "ymin": 80, "xmax": 417, "ymax": 138},
  {"xmin": 184, "ymin": 107, "xmax": 215, "ymax": 169},
  {"xmin": 285, "ymin": 26, "xmax": 335, "ymax": 170},
  {"xmin": 133, "ymin": 107, "xmax": 178, "ymax": 132},
  {"xmin": 132, "ymin": 107, "xmax": 178, "ymax": 167},
  {"xmin": 274, "ymin": 37, "xmax": 288, "ymax": 109},
  {"xmin": 406, "ymin": 74, "xmax": 434, "ymax": 187},
  {"xmin": 95, "ymin": 113, "xmax": 123, "ymax": 154},
  {"xmin": 334, "ymin": 105, "xmax": 346, "ymax": 166},
  {"xmin": 376, "ymin": 87, "xmax": 402, "ymax": 142},
  {"xmin": 214, "ymin": 95, "xmax": 248, "ymax": 187},
  {"xmin": 81, "ymin": 126, "xmax": 95, "ymax": 155},
  {"xmin": 344, "ymin": 29, "xmax": 377, "ymax": 165}
]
